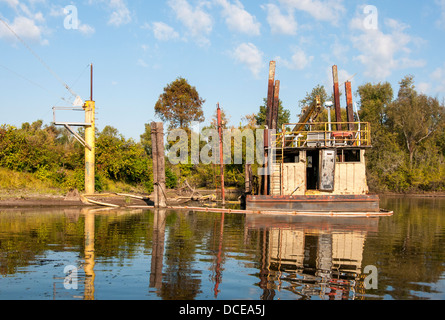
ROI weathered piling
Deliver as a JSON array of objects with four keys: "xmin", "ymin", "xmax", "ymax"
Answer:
[{"xmin": 151, "ymin": 122, "xmax": 167, "ymax": 208}]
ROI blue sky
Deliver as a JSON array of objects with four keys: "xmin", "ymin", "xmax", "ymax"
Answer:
[{"xmin": 1, "ymin": 0, "xmax": 444, "ymax": 141}]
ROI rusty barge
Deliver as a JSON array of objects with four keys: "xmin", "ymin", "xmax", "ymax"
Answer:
[{"xmin": 244, "ymin": 62, "xmax": 392, "ymax": 217}]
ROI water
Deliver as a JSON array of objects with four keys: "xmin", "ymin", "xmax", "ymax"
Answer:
[{"xmin": 0, "ymin": 196, "xmax": 444, "ymax": 300}]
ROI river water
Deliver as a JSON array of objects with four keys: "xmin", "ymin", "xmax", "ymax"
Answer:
[{"xmin": 0, "ymin": 196, "xmax": 443, "ymax": 300}]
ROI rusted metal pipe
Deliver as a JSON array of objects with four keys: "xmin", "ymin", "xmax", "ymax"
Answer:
[
  {"xmin": 332, "ymin": 65, "xmax": 342, "ymax": 130},
  {"xmin": 272, "ymin": 80, "xmax": 280, "ymax": 131},
  {"xmin": 345, "ymin": 81, "xmax": 354, "ymax": 131},
  {"xmin": 266, "ymin": 61, "xmax": 276, "ymax": 129},
  {"xmin": 217, "ymin": 104, "xmax": 225, "ymax": 206}
]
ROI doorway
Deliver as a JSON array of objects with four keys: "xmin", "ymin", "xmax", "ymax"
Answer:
[{"xmin": 306, "ymin": 150, "xmax": 319, "ymax": 190}]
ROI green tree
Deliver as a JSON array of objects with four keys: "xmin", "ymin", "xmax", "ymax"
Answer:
[
  {"xmin": 387, "ymin": 76, "xmax": 445, "ymax": 168},
  {"xmin": 298, "ymin": 84, "xmax": 334, "ymax": 123},
  {"xmin": 357, "ymin": 82, "xmax": 393, "ymax": 128},
  {"xmin": 255, "ymin": 98, "xmax": 291, "ymax": 129},
  {"xmin": 140, "ymin": 123, "xmax": 152, "ymax": 156},
  {"xmin": 155, "ymin": 77, "xmax": 205, "ymax": 129},
  {"xmin": 299, "ymin": 84, "xmax": 329, "ymax": 110},
  {"xmin": 357, "ymin": 82, "xmax": 408, "ymax": 192},
  {"xmin": 96, "ymin": 126, "xmax": 152, "ymax": 188}
]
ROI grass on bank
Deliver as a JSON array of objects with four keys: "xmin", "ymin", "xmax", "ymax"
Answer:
[{"xmin": 0, "ymin": 167, "xmax": 150, "ymax": 199}]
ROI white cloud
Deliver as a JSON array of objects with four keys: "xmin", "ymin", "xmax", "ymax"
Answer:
[
  {"xmin": 0, "ymin": 0, "xmax": 20, "ymax": 8},
  {"xmin": 0, "ymin": 0, "xmax": 50, "ymax": 44},
  {"xmin": 231, "ymin": 42, "xmax": 264, "ymax": 77},
  {"xmin": 49, "ymin": 5, "xmax": 65, "ymax": 17},
  {"xmin": 278, "ymin": 0, "xmax": 346, "ymax": 25},
  {"xmin": 168, "ymin": 0, "xmax": 213, "ymax": 46},
  {"xmin": 276, "ymin": 46, "xmax": 313, "ymax": 70},
  {"xmin": 137, "ymin": 59, "xmax": 149, "ymax": 68},
  {"xmin": 417, "ymin": 82, "xmax": 431, "ymax": 94},
  {"xmin": 431, "ymin": 63, "xmax": 445, "ymax": 93},
  {"xmin": 263, "ymin": 3, "xmax": 297, "ymax": 35},
  {"xmin": 350, "ymin": 12, "xmax": 426, "ymax": 80},
  {"xmin": 151, "ymin": 22, "xmax": 179, "ymax": 41},
  {"xmin": 78, "ymin": 22, "xmax": 95, "ymax": 36},
  {"xmin": 107, "ymin": 0, "xmax": 131, "ymax": 26},
  {"xmin": 436, "ymin": 0, "xmax": 445, "ymax": 28},
  {"xmin": 0, "ymin": 16, "xmax": 45, "ymax": 44},
  {"xmin": 216, "ymin": 0, "xmax": 261, "ymax": 36}
]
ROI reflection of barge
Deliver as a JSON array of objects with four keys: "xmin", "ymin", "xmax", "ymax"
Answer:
[
  {"xmin": 245, "ymin": 214, "xmax": 376, "ymax": 300},
  {"xmin": 245, "ymin": 63, "xmax": 392, "ymax": 217}
]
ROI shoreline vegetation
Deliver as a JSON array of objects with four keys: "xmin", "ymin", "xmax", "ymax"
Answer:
[
  {"xmin": 0, "ymin": 162, "xmax": 445, "ymax": 205},
  {"xmin": 1, "ymin": 76, "xmax": 444, "ymax": 205}
]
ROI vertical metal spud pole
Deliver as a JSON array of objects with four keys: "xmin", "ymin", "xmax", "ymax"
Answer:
[{"xmin": 84, "ymin": 64, "xmax": 95, "ymax": 194}]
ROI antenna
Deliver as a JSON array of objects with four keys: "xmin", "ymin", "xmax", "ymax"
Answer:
[{"xmin": 90, "ymin": 63, "xmax": 93, "ymax": 101}]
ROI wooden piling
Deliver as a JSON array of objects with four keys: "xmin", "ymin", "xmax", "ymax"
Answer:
[{"xmin": 151, "ymin": 122, "xmax": 167, "ymax": 208}]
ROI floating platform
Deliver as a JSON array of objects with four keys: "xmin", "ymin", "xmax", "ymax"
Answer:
[
  {"xmin": 127, "ymin": 204, "xmax": 393, "ymax": 218},
  {"xmin": 245, "ymin": 194, "xmax": 390, "ymax": 217}
]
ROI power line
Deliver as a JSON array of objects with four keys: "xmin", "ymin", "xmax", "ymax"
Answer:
[
  {"xmin": 0, "ymin": 63, "xmax": 52, "ymax": 93},
  {"xmin": 0, "ymin": 15, "xmax": 78, "ymax": 99}
]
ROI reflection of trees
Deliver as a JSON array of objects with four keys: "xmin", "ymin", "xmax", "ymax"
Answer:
[
  {"xmin": 1, "ymin": 198, "xmax": 444, "ymax": 300},
  {"xmin": 364, "ymin": 197, "xmax": 445, "ymax": 299},
  {"xmin": 158, "ymin": 211, "xmax": 212, "ymax": 300},
  {"xmin": 94, "ymin": 212, "xmax": 151, "ymax": 262},
  {"xmin": 159, "ymin": 217, "xmax": 201, "ymax": 299},
  {"xmin": 0, "ymin": 210, "xmax": 83, "ymax": 275}
]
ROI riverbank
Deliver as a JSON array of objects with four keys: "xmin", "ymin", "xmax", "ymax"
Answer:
[{"xmin": 1, "ymin": 188, "xmax": 444, "ymax": 210}]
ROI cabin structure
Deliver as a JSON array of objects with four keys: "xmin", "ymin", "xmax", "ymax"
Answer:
[{"xmin": 245, "ymin": 62, "xmax": 383, "ymax": 215}]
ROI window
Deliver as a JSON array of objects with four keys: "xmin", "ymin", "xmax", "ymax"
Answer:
[
  {"xmin": 283, "ymin": 151, "xmax": 300, "ymax": 163},
  {"xmin": 337, "ymin": 149, "xmax": 361, "ymax": 163}
]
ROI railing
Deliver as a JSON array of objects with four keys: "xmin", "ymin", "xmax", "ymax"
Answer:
[{"xmin": 274, "ymin": 122, "xmax": 372, "ymax": 148}]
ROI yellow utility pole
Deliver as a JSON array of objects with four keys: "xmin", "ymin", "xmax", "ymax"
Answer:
[
  {"xmin": 52, "ymin": 64, "xmax": 96, "ymax": 195},
  {"xmin": 84, "ymin": 64, "xmax": 95, "ymax": 194},
  {"xmin": 83, "ymin": 100, "xmax": 95, "ymax": 194}
]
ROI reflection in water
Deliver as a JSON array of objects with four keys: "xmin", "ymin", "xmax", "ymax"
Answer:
[
  {"xmin": 0, "ymin": 197, "xmax": 444, "ymax": 300},
  {"xmin": 150, "ymin": 209, "xmax": 166, "ymax": 290},
  {"xmin": 83, "ymin": 209, "xmax": 95, "ymax": 300},
  {"xmin": 249, "ymin": 216, "xmax": 378, "ymax": 300},
  {"xmin": 213, "ymin": 213, "xmax": 224, "ymax": 298}
]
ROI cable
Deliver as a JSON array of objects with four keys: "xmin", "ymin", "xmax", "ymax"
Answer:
[
  {"xmin": 0, "ymin": 63, "xmax": 52, "ymax": 93},
  {"xmin": 0, "ymin": 15, "xmax": 78, "ymax": 99}
]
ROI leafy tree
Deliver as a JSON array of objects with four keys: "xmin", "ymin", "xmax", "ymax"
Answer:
[
  {"xmin": 357, "ymin": 82, "xmax": 393, "ymax": 128},
  {"xmin": 140, "ymin": 123, "xmax": 152, "ymax": 156},
  {"xmin": 387, "ymin": 76, "xmax": 444, "ymax": 168},
  {"xmin": 357, "ymin": 82, "xmax": 407, "ymax": 192},
  {"xmin": 155, "ymin": 77, "xmax": 205, "ymax": 129},
  {"xmin": 298, "ymin": 84, "xmax": 329, "ymax": 110},
  {"xmin": 96, "ymin": 126, "xmax": 152, "ymax": 190},
  {"xmin": 255, "ymin": 98, "xmax": 291, "ymax": 129},
  {"xmin": 297, "ymin": 84, "xmax": 335, "ymax": 124}
]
